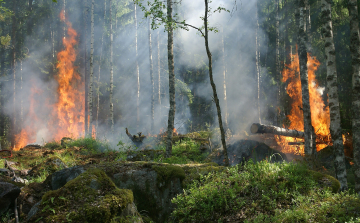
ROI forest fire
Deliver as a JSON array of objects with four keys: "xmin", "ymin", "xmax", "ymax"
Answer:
[
  {"xmin": 276, "ymin": 51, "xmax": 331, "ymax": 154},
  {"xmin": 13, "ymin": 11, "xmax": 84, "ymax": 150}
]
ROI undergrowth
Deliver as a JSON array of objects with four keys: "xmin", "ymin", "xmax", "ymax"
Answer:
[{"xmin": 171, "ymin": 160, "xmax": 360, "ymax": 223}]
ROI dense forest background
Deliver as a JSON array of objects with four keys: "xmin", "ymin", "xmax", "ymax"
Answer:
[{"xmin": 0, "ymin": 0, "xmax": 355, "ymax": 148}]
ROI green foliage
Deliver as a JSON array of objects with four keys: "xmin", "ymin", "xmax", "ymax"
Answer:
[
  {"xmin": 175, "ymin": 78, "xmax": 193, "ymax": 103},
  {"xmin": 67, "ymin": 137, "xmax": 112, "ymax": 153},
  {"xmin": 170, "ymin": 160, "xmax": 356, "ymax": 222},
  {"xmin": 154, "ymin": 139, "xmax": 208, "ymax": 164}
]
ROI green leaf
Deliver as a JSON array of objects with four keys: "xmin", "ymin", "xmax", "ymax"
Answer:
[
  {"xmin": 52, "ymin": 0, "xmax": 58, "ymax": 2},
  {"xmin": 51, "ymin": 197, "xmax": 55, "ymax": 203}
]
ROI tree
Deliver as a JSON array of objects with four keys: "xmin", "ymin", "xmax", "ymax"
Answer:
[
  {"xmin": 88, "ymin": 0, "xmax": 94, "ymax": 137},
  {"xmin": 321, "ymin": 0, "xmax": 347, "ymax": 191},
  {"xmin": 297, "ymin": 0, "xmax": 316, "ymax": 155},
  {"xmin": 110, "ymin": 0, "xmax": 114, "ymax": 133},
  {"xmin": 148, "ymin": 17, "xmax": 155, "ymax": 133},
  {"xmin": 347, "ymin": 0, "xmax": 360, "ymax": 194},
  {"xmin": 135, "ymin": 3, "xmax": 140, "ymax": 128}
]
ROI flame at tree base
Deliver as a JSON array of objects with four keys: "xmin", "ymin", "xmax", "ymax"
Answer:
[{"xmin": 276, "ymin": 50, "xmax": 330, "ymax": 155}]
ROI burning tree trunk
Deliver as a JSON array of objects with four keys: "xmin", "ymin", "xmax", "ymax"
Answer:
[
  {"xmin": 135, "ymin": 4, "xmax": 140, "ymax": 128},
  {"xmin": 165, "ymin": 0, "xmax": 175, "ymax": 158},
  {"xmin": 110, "ymin": 0, "xmax": 114, "ymax": 133},
  {"xmin": 297, "ymin": 0, "xmax": 316, "ymax": 155},
  {"xmin": 204, "ymin": 0, "xmax": 229, "ymax": 166},
  {"xmin": 321, "ymin": 0, "xmax": 348, "ymax": 191},
  {"xmin": 88, "ymin": 0, "xmax": 94, "ymax": 137},
  {"xmin": 148, "ymin": 18, "xmax": 155, "ymax": 133},
  {"xmin": 251, "ymin": 123, "xmax": 305, "ymax": 138},
  {"xmin": 347, "ymin": 0, "xmax": 360, "ymax": 194}
]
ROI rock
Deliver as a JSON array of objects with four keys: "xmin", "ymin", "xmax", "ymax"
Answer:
[
  {"xmin": 27, "ymin": 168, "xmax": 143, "ymax": 223},
  {"xmin": 0, "ymin": 182, "xmax": 21, "ymax": 215},
  {"xmin": 27, "ymin": 201, "xmax": 40, "ymax": 220},
  {"xmin": 107, "ymin": 162, "xmax": 185, "ymax": 223},
  {"xmin": 0, "ymin": 168, "xmax": 10, "ymax": 176},
  {"xmin": 50, "ymin": 165, "xmax": 85, "ymax": 190},
  {"xmin": 18, "ymin": 182, "xmax": 51, "ymax": 215},
  {"xmin": 207, "ymin": 140, "xmax": 288, "ymax": 166}
]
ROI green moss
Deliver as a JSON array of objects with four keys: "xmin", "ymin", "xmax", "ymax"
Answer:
[
  {"xmin": 151, "ymin": 164, "xmax": 185, "ymax": 189},
  {"xmin": 308, "ymin": 169, "xmax": 340, "ymax": 193},
  {"xmin": 29, "ymin": 168, "xmax": 136, "ymax": 223},
  {"xmin": 181, "ymin": 163, "xmax": 224, "ymax": 188}
]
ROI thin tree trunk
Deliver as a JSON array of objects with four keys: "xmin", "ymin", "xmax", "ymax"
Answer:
[
  {"xmin": 347, "ymin": 0, "xmax": 360, "ymax": 194},
  {"xmin": 221, "ymin": 27, "xmax": 229, "ymax": 128},
  {"xmin": 20, "ymin": 60, "xmax": 23, "ymax": 124},
  {"xmin": 255, "ymin": 1, "xmax": 261, "ymax": 124},
  {"xmin": 11, "ymin": 0, "xmax": 17, "ymax": 148},
  {"xmin": 157, "ymin": 29, "xmax": 162, "ymax": 126},
  {"xmin": 305, "ymin": 0, "xmax": 312, "ymax": 53},
  {"xmin": 165, "ymin": 0, "xmax": 175, "ymax": 158},
  {"xmin": 275, "ymin": 0, "xmax": 281, "ymax": 125},
  {"xmin": 88, "ymin": 0, "xmax": 94, "ymax": 137},
  {"xmin": 135, "ymin": 4, "xmax": 140, "ymax": 128},
  {"xmin": 298, "ymin": 0, "xmax": 315, "ymax": 155},
  {"xmin": 97, "ymin": 0, "xmax": 107, "ymax": 133},
  {"xmin": 148, "ymin": 18, "xmax": 155, "ymax": 133},
  {"xmin": 204, "ymin": 0, "xmax": 229, "ymax": 166},
  {"xmin": 84, "ymin": 0, "xmax": 89, "ymax": 136},
  {"xmin": 321, "ymin": 0, "xmax": 348, "ymax": 191},
  {"xmin": 110, "ymin": 0, "xmax": 114, "ymax": 133}
]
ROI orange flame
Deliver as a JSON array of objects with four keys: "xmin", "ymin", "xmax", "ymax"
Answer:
[
  {"xmin": 13, "ymin": 11, "xmax": 85, "ymax": 150},
  {"xmin": 276, "ymin": 49, "xmax": 330, "ymax": 154}
]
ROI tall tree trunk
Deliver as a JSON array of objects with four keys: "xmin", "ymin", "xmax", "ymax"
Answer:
[
  {"xmin": 110, "ymin": 0, "xmax": 114, "ymax": 133},
  {"xmin": 204, "ymin": 0, "xmax": 229, "ymax": 166},
  {"xmin": 298, "ymin": 0, "xmax": 315, "ymax": 155},
  {"xmin": 221, "ymin": 27, "xmax": 229, "ymax": 128},
  {"xmin": 20, "ymin": 60, "xmax": 23, "ymax": 125},
  {"xmin": 88, "ymin": 0, "xmax": 94, "ymax": 137},
  {"xmin": 255, "ymin": 1, "xmax": 261, "ymax": 124},
  {"xmin": 165, "ymin": 0, "xmax": 175, "ymax": 158},
  {"xmin": 135, "ymin": 3, "xmax": 140, "ymax": 128},
  {"xmin": 97, "ymin": 0, "xmax": 107, "ymax": 132},
  {"xmin": 321, "ymin": 0, "xmax": 348, "ymax": 191},
  {"xmin": 84, "ymin": 0, "xmax": 89, "ymax": 136},
  {"xmin": 11, "ymin": 0, "xmax": 17, "ymax": 148},
  {"xmin": 275, "ymin": 0, "xmax": 281, "ymax": 125},
  {"xmin": 157, "ymin": 29, "xmax": 162, "ymax": 127},
  {"xmin": 347, "ymin": 0, "xmax": 360, "ymax": 194},
  {"xmin": 305, "ymin": 0, "xmax": 312, "ymax": 52},
  {"xmin": 148, "ymin": 18, "xmax": 155, "ymax": 133}
]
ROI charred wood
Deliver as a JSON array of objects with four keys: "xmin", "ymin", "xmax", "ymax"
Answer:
[{"xmin": 251, "ymin": 123, "xmax": 305, "ymax": 138}]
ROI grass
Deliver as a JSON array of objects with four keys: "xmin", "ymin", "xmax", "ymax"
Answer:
[{"xmin": 170, "ymin": 160, "xmax": 360, "ymax": 223}]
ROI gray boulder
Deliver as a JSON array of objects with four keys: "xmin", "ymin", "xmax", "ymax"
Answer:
[
  {"xmin": 50, "ymin": 165, "xmax": 85, "ymax": 190},
  {"xmin": 0, "ymin": 182, "xmax": 21, "ymax": 215},
  {"xmin": 207, "ymin": 139, "xmax": 288, "ymax": 166}
]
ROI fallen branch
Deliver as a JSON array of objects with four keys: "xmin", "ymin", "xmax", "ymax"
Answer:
[{"xmin": 251, "ymin": 123, "xmax": 305, "ymax": 138}]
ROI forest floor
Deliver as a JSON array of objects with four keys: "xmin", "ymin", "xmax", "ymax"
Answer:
[{"xmin": 1, "ymin": 131, "xmax": 360, "ymax": 222}]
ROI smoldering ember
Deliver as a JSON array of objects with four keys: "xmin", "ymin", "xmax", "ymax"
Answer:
[{"xmin": 0, "ymin": 0, "xmax": 360, "ymax": 222}]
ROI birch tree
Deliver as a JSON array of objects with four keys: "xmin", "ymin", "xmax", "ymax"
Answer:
[
  {"xmin": 148, "ymin": 18, "xmax": 155, "ymax": 133},
  {"xmin": 347, "ymin": 0, "xmax": 360, "ymax": 194},
  {"xmin": 88, "ymin": 0, "xmax": 94, "ymax": 137},
  {"xmin": 135, "ymin": 3, "xmax": 140, "ymax": 128},
  {"xmin": 297, "ymin": 0, "xmax": 315, "ymax": 155},
  {"xmin": 321, "ymin": 0, "xmax": 347, "ymax": 191},
  {"xmin": 110, "ymin": 0, "xmax": 114, "ymax": 133}
]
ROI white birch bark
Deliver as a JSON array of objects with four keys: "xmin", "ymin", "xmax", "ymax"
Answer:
[
  {"xmin": 148, "ymin": 18, "xmax": 155, "ymax": 133},
  {"xmin": 135, "ymin": 4, "xmax": 140, "ymax": 128},
  {"xmin": 88, "ymin": 0, "xmax": 94, "ymax": 137},
  {"xmin": 298, "ymin": 0, "xmax": 316, "ymax": 155},
  {"xmin": 321, "ymin": 0, "xmax": 348, "ymax": 191},
  {"xmin": 110, "ymin": 0, "xmax": 114, "ymax": 133}
]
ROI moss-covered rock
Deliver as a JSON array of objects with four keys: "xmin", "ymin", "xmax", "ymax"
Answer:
[{"xmin": 27, "ymin": 168, "xmax": 142, "ymax": 223}]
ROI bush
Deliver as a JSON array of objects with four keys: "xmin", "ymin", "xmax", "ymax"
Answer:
[{"xmin": 171, "ymin": 160, "xmax": 360, "ymax": 223}]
